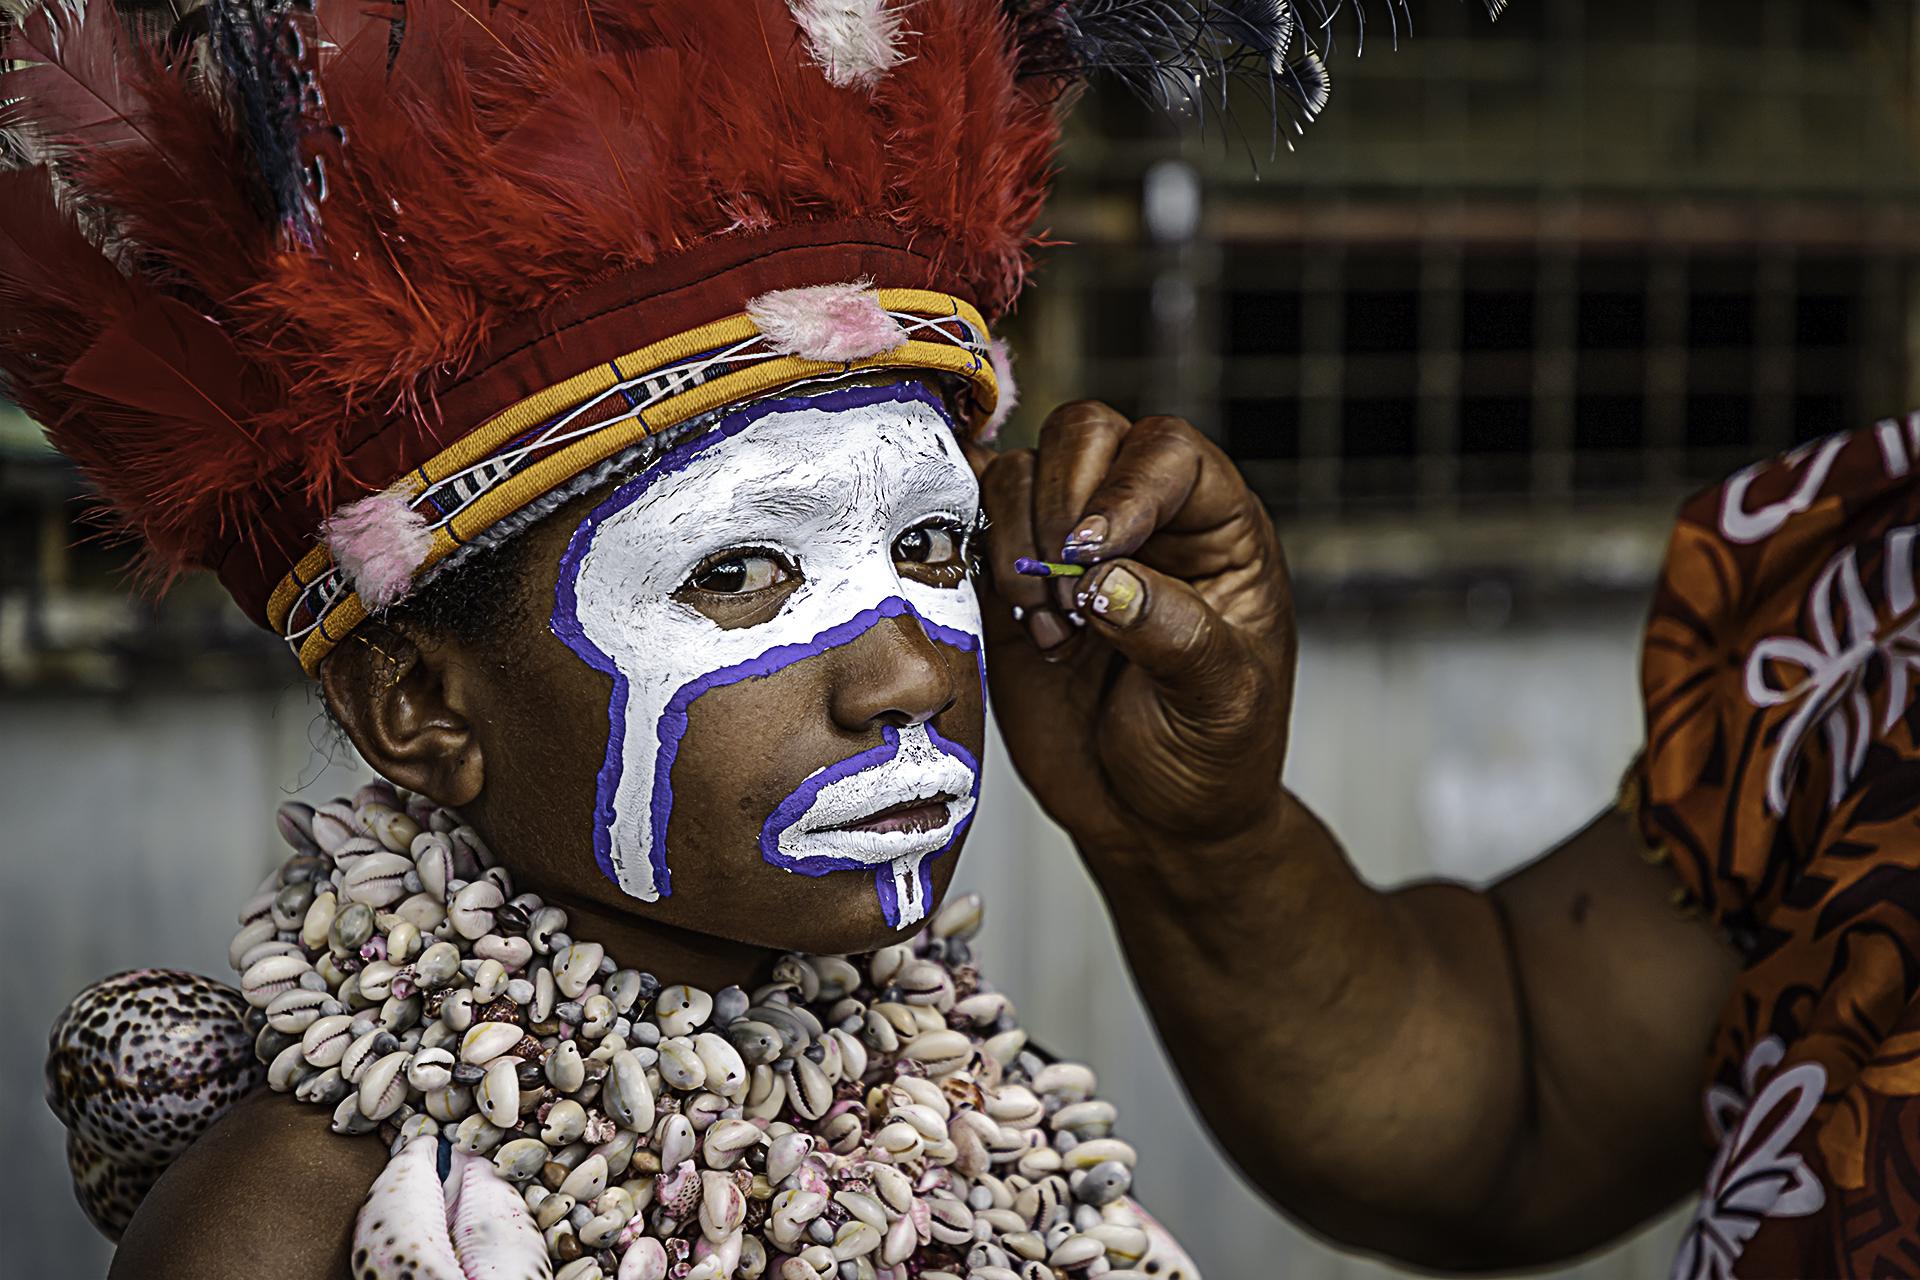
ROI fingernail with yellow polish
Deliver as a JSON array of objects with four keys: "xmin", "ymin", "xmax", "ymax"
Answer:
[{"xmin": 1089, "ymin": 565, "xmax": 1143, "ymax": 627}]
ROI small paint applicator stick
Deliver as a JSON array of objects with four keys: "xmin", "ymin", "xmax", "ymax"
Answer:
[{"xmin": 1014, "ymin": 557, "xmax": 1087, "ymax": 578}]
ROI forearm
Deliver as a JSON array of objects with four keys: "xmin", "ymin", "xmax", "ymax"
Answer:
[
  {"xmin": 977, "ymin": 404, "xmax": 1717, "ymax": 1265},
  {"xmin": 1085, "ymin": 792, "xmax": 1538, "ymax": 1267}
]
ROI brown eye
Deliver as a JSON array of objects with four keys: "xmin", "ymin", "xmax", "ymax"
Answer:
[
  {"xmin": 894, "ymin": 522, "xmax": 962, "ymax": 567},
  {"xmin": 687, "ymin": 550, "xmax": 794, "ymax": 595},
  {"xmin": 893, "ymin": 520, "xmax": 970, "ymax": 589}
]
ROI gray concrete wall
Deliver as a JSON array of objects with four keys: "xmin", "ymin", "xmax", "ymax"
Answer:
[{"xmin": 1, "ymin": 613, "xmax": 1689, "ymax": 1278}]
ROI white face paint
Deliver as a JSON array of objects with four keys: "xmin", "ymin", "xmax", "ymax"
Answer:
[
  {"xmin": 770, "ymin": 725, "xmax": 978, "ymax": 866},
  {"xmin": 551, "ymin": 382, "xmax": 984, "ymax": 928},
  {"xmin": 763, "ymin": 722, "xmax": 979, "ymax": 927}
]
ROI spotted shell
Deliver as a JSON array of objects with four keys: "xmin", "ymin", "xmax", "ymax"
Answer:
[
  {"xmin": 45, "ymin": 968, "xmax": 264, "ymax": 1238},
  {"xmin": 352, "ymin": 1134, "xmax": 549, "ymax": 1280}
]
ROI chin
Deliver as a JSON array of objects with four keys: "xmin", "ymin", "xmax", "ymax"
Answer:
[{"xmin": 745, "ymin": 859, "xmax": 965, "ymax": 957}]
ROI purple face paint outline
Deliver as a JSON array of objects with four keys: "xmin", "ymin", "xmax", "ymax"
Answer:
[
  {"xmin": 754, "ymin": 634, "xmax": 983, "ymax": 928},
  {"xmin": 550, "ymin": 381, "xmax": 983, "ymax": 912}
]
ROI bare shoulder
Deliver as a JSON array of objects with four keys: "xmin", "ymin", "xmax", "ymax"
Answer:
[{"xmin": 110, "ymin": 1088, "xmax": 389, "ymax": 1280}]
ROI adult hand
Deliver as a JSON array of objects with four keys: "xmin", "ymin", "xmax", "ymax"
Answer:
[
  {"xmin": 971, "ymin": 402, "xmax": 1296, "ymax": 859},
  {"xmin": 970, "ymin": 405, "xmax": 1739, "ymax": 1276}
]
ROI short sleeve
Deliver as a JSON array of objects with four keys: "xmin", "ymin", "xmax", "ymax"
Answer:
[{"xmin": 1628, "ymin": 420, "xmax": 1920, "ymax": 947}]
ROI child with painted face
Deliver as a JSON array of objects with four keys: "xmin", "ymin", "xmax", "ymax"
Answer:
[
  {"xmin": 324, "ymin": 376, "xmax": 992, "ymax": 982},
  {"xmin": 555, "ymin": 380, "xmax": 984, "ymax": 936},
  {"xmin": 9, "ymin": 0, "xmax": 1317, "ymax": 1272}
]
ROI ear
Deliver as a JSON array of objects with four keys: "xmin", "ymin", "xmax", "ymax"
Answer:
[{"xmin": 320, "ymin": 622, "xmax": 486, "ymax": 807}]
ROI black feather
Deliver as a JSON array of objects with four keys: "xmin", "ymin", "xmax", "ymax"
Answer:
[
  {"xmin": 1007, "ymin": 0, "xmax": 1503, "ymax": 132},
  {"xmin": 1006, "ymin": 0, "xmax": 1336, "ymax": 125},
  {"xmin": 201, "ymin": 0, "xmax": 337, "ymax": 249},
  {"xmin": 1281, "ymin": 47, "xmax": 1328, "ymax": 116}
]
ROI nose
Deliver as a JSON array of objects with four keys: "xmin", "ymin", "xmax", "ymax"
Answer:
[{"xmin": 828, "ymin": 609, "xmax": 958, "ymax": 732}]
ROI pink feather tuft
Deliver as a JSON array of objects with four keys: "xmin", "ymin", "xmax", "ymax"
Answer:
[
  {"xmin": 322, "ymin": 486, "xmax": 432, "ymax": 611},
  {"xmin": 747, "ymin": 280, "xmax": 908, "ymax": 362},
  {"xmin": 980, "ymin": 337, "xmax": 1020, "ymax": 441}
]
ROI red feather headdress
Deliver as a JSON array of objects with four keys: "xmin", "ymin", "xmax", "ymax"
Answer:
[{"xmin": 0, "ymin": 0, "xmax": 1328, "ymax": 670}]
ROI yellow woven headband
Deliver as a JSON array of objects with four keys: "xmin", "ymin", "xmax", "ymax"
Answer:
[{"xmin": 269, "ymin": 288, "xmax": 998, "ymax": 675}]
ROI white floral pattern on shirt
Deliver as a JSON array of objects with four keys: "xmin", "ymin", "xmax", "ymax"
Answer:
[
  {"xmin": 1672, "ymin": 1037, "xmax": 1828, "ymax": 1280},
  {"xmin": 1744, "ymin": 523, "xmax": 1920, "ymax": 816}
]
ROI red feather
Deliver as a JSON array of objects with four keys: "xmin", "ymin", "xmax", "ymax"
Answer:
[
  {"xmin": 1, "ymin": 0, "xmax": 157, "ymax": 152},
  {"xmin": 63, "ymin": 295, "xmax": 260, "ymax": 442},
  {"xmin": 0, "ymin": 167, "xmax": 128, "ymax": 318},
  {"xmin": 0, "ymin": 0, "xmax": 1062, "ymax": 603},
  {"xmin": 312, "ymin": 0, "xmax": 397, "ymax": 59}
]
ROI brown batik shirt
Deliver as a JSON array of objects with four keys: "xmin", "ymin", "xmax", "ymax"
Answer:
[{"xmin": 1628, "ymin": 416, "xmax": 1920, "ymax": 1278}]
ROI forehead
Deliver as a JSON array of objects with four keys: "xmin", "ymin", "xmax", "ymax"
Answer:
[{"xmin": 631, "ymin": 382, "xmax": 971, "ymax": 521}]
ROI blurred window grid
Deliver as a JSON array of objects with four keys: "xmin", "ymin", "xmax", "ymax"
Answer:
[
  {"xmin": 1035, "ymin": 0, "xmax": 1918, "ymax": 536},
  {"xmin": 4, "ymin": 0, "xmax": 1919, "ymax": 665}
]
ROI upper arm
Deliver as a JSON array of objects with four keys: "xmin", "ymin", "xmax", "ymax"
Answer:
[
  {"xmin": 110, "ymin": 1088, "xmax": 388, "ymax": 1280},
  {"xmin": 1462, "ymin": 428, "xmax": 1911, "ymax": 1262},
  {"xmin": 1485, "ymin": 806, "xmax": 1739, "ymax": 1259}
]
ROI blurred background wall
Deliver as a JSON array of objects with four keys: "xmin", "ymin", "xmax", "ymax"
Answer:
[{"xmin": 5, "ymin": 0, "xmax": 1919, "ymax": 1275}]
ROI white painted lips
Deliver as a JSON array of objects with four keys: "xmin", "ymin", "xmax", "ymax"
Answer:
[{"xmin": 777, "ymin": 725, "xmax": 978, "ymax": 866}]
